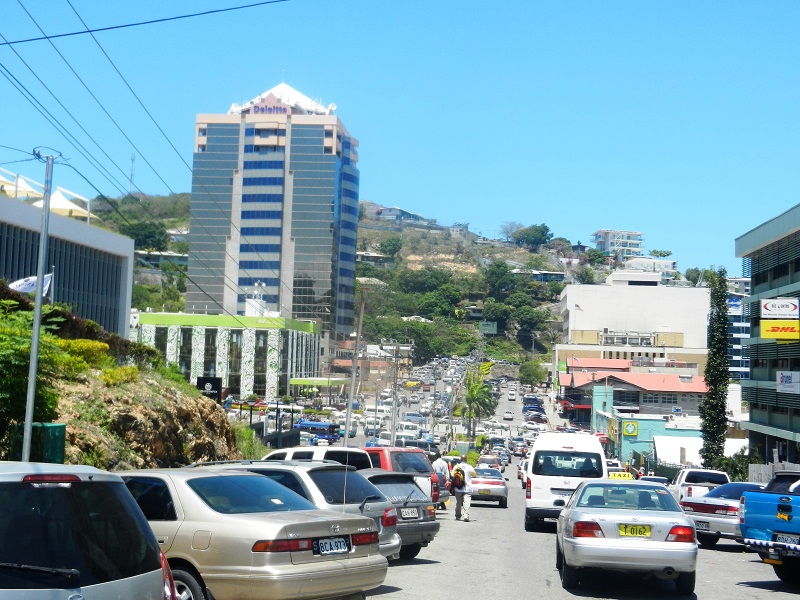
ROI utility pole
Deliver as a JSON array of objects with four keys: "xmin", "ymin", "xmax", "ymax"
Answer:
[
  {"xmin": 344, "ymin": 288, "xmax": 367, "ymax": 448},
  {"xmin": 23, "ymin": 153, "xmax": 55, "ymax": 462}
]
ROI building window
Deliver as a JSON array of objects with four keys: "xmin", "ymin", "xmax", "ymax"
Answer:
[
  {"xmin": 198, "ymin": 128, "xmax": 207, "ymax": 137},
  {"xmin": 197, "ymin": 145, "xmax": 206, "ymax": 153},
  {"xmin": 642, "ymin": 393, "xmax": 659, "ymax": 404},
  {"xmin": 661, "ymin": 393, "xmax": 677, "ymax": 404}
]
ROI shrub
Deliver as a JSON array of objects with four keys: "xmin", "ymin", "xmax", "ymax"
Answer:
[
  {"xmin": 56, "ymin": 339, "xmax": 113, "ymax": 368},
  {"xmin": 102, "ymin": 365, "xmax": 139, "ymax": 386}
]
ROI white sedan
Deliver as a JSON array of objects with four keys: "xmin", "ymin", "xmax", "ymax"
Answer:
[{"xmin": 503, "ymin": 411, "xmax": 514, "ymax": 421}]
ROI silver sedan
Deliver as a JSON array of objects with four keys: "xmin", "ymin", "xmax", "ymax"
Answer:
[
  {"xmin": 471, "ymin": 468, "xmax": 509, "ymax": 508},
  {"xmin": 680, "ymin": 481, "xmax": 764, "ymax": 548},
  {"xmin": 556, "ymin": 480, "xmax": 698, "ymax": 595}
]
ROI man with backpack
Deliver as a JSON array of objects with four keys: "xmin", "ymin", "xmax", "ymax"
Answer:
[{"xmin": 452, "ymin": 454, "xmax": 477, "ymax": 522}]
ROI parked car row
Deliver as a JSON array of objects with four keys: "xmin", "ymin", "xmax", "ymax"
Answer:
[{"xmin": 1, "ymin": 445, "xmax": 445, "ymax": 599}]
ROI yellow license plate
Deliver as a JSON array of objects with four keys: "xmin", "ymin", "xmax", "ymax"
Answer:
[
  {"xmin": 479, "ymin": 489, "xmax": 491, "ymax": 495},
  {"xmin": 618, "ymin": 524, "xmax": 651, "ymax": 538}
]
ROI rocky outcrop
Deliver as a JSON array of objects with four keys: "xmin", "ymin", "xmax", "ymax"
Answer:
[{"xmin": 58, "ymin": 371, "xmax": 238, "ymax": 471}]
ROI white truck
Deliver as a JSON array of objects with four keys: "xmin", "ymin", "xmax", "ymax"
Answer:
[{"xmin": 667, "ymin": 468, "xmax": 730, "ymax": 502}]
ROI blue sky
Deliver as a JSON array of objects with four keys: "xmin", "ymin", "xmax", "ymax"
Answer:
[{"xmin": 3, "ymin": 1, "xmax": 799, "ymax": 277}]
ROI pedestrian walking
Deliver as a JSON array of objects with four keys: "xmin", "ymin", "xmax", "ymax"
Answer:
[
  {"xmin": 431, "ymin": 452, "xmax": 450, "ymax": 510},
  {"xmin": 452, "ymin": 454, "xmax": 477, "ymax": 522}
]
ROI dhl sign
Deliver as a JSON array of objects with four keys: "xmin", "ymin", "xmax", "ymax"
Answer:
[{"xmin": 762, "ymin": 320, "xmax": 800, "ymax": 340}]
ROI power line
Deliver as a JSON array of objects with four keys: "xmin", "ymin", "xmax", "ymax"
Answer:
[{"xmin": 0, "ymin": 0, "xmax": 291, "ymax": 47}]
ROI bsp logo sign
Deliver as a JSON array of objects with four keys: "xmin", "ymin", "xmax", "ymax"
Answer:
[
  {"xmin": 622, "ymin": 421, "xmax": 638, "ymax": 437},
  {"xmin": 762, "ymin": 298, "xmax": 799, "ymax": 320}
]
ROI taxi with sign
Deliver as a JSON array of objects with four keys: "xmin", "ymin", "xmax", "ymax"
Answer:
[
  {"xmin": 608, "ymin": 470, "xmax": 635, "ymax": 480},
  {"xmin": 555, "ymin": 480, "xmax": 697, "ymax": 595}
]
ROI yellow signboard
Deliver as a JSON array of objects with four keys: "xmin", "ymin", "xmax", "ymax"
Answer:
[
  {"xmin": 608, "ymin": 471, "xmax": 635, "ymax": 479},
  {"xmin": 761, "ymin": 320, "xmax": 800, "ymax": 340},
  {"xmin": 622, "ymin": 421, "xmax": 638, "ymax": 436}
]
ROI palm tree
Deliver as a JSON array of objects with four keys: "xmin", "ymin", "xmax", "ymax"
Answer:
[{"xmin": 461, "ymin": 370, "xmax": 497, "ymax": 438}]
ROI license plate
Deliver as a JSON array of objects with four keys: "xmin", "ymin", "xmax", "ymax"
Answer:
[
  {"xmin": 400, "ymin": 507, "xmax": 419, "ymax": 519},
  {"xmin": 553, "ymin": 490, "xmax": 573, "ymax": 497},
  {"xmin": 479, "ymin": 489, "xmax": 491, "ymax": 495},
  {"xmin": 776, "ymin": 533, "xmax": 800, "ymax": 545},
  {"xmin": 695, "ymin": 521, "xmax": 710, "ymax": 531},
  {"xmin": 315, "ymin": 537, "xmax": 349, "ymax": 555},
  {"xmin": 619, "ymin": 524, "xmax": 651, "ymax": 538}
]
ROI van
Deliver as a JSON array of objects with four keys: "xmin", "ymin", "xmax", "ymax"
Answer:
[
  {"xmin": 364, "ymin": 417, "xmax": 383, "ymax": 436},
  {"xmin": 262, "ymin": 446, "xmax": 373, "ymax": 470},
  {"xmin": 523, "ymin": 432, "xmax": 607, "ymax": 532},
  {"xmin": 396, "ymin": 421, "xmax": 421, "ymax": 438},
  {"xmin": 369, "ymin": 405, "xmax": 393, "ymax": 421}
]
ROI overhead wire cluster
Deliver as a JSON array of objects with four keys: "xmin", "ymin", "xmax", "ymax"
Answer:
[{"xmin": 0, "ymin": 0, "xmax": 335, "ymax": 329}]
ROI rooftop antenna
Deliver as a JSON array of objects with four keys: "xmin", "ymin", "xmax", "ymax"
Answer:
[{"xmin": 129, "ymin": 153, "xmax": 135, "ymax": 195}]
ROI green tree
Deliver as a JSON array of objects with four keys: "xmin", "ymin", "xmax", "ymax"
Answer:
[
  {"xmin": 500, "ymin": 220, "xmax": 524, "ymax": 241},
  {"xmin": 700, "ymin": 267, "xmax": 729, "ymax": 468},
  {"xmin": 380, "ymin": 236, "xmax": 403, "ymax": 258},
  {"xmin": 461, "ymin": 370, "xmax": 496, "ymax": 437},
  {"xmin": 0, "ymin": 301, "xmax": 63, "ymax": 448},
  {"xmin": 515, "ymin": 306, "xmax": 550, "ymax": 333},
  {"xmin": 684, "ymin": 267, "xmax": 714, "ymax": 286},
  {"xmin": 574, "ymin": 265, "xmax": 596, "ymax": 284},
  {"xmin": 519, "ymin": 360, "xmax": 547, "ymax": 387},
  {"xmin": 584, "ymin": 248, "xmax": 607, "ymax": 266},
  {"xmin": 483, "ymin": 300, "xmax": 512, "ymax": 331},
  {"xmin": 506, "ymin": 291, "xmax": 533, "ymax": 309},
  {"xmin": 396, "ymin": 268, "xmax": 451, "ymax": 294},
  {"xmin": 512, "ymin": 223, "xmax": 553, "ymax": 251},
  {"xmin": 649, "ymin": 249, "xmax": 673, "ymax": 258},
  {"xmin": 119, "ymin": 221, "xmax": 169, "ymax": 251},
  {"xmin": 484, "ymin": 261, "xmax": 516, "ymax": 301},
  {"xmin": 546, "ymin": 280, "xmax": 565, "ymax": 300}
]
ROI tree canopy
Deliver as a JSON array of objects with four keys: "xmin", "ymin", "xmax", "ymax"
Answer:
[
  {"xmin": 511, "ymin": 223, "xmax": 553, "ymax": 251},
  {"xmin": 700, "ymin": 267, "xmax": 729, "ymax": 468}
]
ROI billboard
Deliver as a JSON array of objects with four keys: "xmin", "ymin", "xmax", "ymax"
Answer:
[
  {"xmin": 761, "ymin": 320, "xmax": 800, "ymax": 340},
  {"xmin": 762, "ymin": 298, "xmax": 799, "ymax": 320},
  {"xmin": 777, "ymin": 371, "xmax": 800, "ymax": 394}
]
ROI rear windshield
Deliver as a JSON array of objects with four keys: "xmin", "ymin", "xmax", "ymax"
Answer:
[
  {"xmin": 576, "ymin": 483, "xmax": 680, "ymax": 511},
  {"xmin": 390, "ymin": 451, "xmax": 433, "ymax": 474},
  {"xmin": 766, "ymin": 473, "xmax": 800, "ymax": 493},
  {"xmin": 704, "ymin": 482, "xmax": 762, "ymax": 499},
  {"xmin": 368, "ymin": 475, "xmax": 427, "ymax": 503},
  {"xmin": 532, "ymin": 451, "xmax": 604, "ymax": 478},
  {"xmin": 308, "ymin": 470, "xmax": 387, "ymax": 505},
  {"xmin": 684, "ymin": 471, "xmax": 729, "ymax": 485},
  {"xmin": 324, "ymin": 450, "xmax": 372, "ymax": 470},
  {"xmin": 0, "ymin": 480, "xmax": 161, "ymax": 590},
  {"xmin": 187, "ymin": 474, "xmax": 317, "ymax": 513}
]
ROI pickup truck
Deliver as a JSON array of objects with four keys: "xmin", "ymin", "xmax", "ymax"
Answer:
[
  {"xmin": 667, "ymin": 468, "xmax": 730, "ymax": 502},
  {"xmin": 740, "ymin": 470, "xmax": 800, "ymax": 585}
]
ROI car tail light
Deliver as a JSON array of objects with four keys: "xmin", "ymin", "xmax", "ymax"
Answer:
[
  {"xmin": 573, "ymin": 521, "xmax": 605, "ymax": 538},
  {"xmin": 426, "ymin": 505, "xmax": 436, "ymax": 517},
  {"xmin": 666, "ymin": 526, "xmax": 695, "ymax": 543},
  {"xmin": 716, "ymin": 506, "xmax": 738, "ymax": 516},
  {"xmin": 352, "ymin": 532, "xmax": 379, "ymax": 546},
  {"xmin": 382, "ymin": 507, "xmax": 398, "ymax": 527},
  {"xmin": 686, "ymin": 486, "xmax": 693, "ymax": 497},
  {"xmin": 431, "ymin": 476, "xmax": 440, "ymax": 502},
  {"xmin": 252, "ymin": 539, "xmax": 313, "ymax": 552},
  {"xmin": 161, "ymin": 550, "xmax": 177, "ymax": 600},
  {"xmin": 526, "ymin": 477, "xmax": 531, "ymax": 499},
  {"xmin": 22, "ymin": 474, "xmax": 81, "ymax": 484},
  {"xmin": 739, "ymin": 496, "xmax": 746, "ymax": 524}
]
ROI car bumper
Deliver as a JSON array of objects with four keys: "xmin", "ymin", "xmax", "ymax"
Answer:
[
  {"xmin": 473, "ymin": 489, "xmax": 508, "ymax": 501},
  {"xmin": 687, "ymin": 515, "xmax": 740, "ymax": 538},
  {"xmin": 563, "ymin": 538, "xmax": 697, "ymax": 573},
  {"xmin": 397, "ymin": 521, "xmax": 441, "ymax": 546},
  {"xmin": 379, "ymin": 532, "xmax": 403, "ymax": 559},
  {"xmin": 204, "ymin": 554, "xmax": 389, "ymax": 600},
  {"xmin": 526, "ymin": 506, "xmax": 562, "ymax": 520}
]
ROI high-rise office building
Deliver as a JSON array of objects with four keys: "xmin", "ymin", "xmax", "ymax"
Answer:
[{"xmin": 186, "ymin": 84, "xmax": 359, "ymax": 339}]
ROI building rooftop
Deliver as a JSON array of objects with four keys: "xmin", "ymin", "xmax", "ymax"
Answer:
[
  {"xmin": 228, "ymin": 82, "xmax": 335, "ymax": 115},
  {"xmin": 560, "ymin": 370, "xmax": 708, "ymax": 393}
]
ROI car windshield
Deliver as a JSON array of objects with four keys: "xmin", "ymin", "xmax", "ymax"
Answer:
[
  {"xmin": 704, "ymin": 482, "xmax": 762, "ymax": 499},
  {"xmin": 475, "ymin": 468, "xmax": 502, "ymax": 478},
  {"xmin": 390, "ymin": 452, "xmax": 433, "ymax": 474},
  {"xmin": 683, "ymin": 471, "xmax": 729, "ymax": 485},
  {"xmin": 187, "ymin": 474, "xmax": 317, "ymax": 513},
  {"xmin": 532, "ymin": 451, "xmax": 603, "ymax": 478},
  {"xmin": 368, "ymin": 475, "xmax": 428, "ymax": 503},
  {"xmin": 308, "ymin": 469, "xmax": 386, "ymax": 505},
  {"xmin": 575, "ymin": 484, "xmax": 680, "ymax": 511}
]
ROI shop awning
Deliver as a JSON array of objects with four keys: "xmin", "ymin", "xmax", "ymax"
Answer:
[{"xmin": 290, "ymin": 377, "xmax": 351, "ymax": 387}]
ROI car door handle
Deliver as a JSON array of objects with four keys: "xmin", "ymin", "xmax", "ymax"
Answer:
[{"xmin": 157, "ymin": 536, "xmax": 168, "ymax": 544}]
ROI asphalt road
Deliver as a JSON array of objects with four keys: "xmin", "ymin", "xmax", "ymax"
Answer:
[{"xmin": 364, "ymin": 385, "xmax": 800, "ymax": 600}]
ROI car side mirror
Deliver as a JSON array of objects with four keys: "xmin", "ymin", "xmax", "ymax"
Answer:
[
  {"xmin": 553, "ymin": 498, "xmax": 566, "ymax": 507},
  {"xmin": 504, "ymin": 477, "xmax": 509, "ymax": 481}
]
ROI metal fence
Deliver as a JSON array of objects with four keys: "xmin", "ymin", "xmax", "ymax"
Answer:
[{"xmin": 748, "ymin": 462, "xmax": 800, "ymax": 484}]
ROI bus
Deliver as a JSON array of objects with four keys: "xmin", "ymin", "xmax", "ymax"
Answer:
[{"xmin": 293, "ymin": 419, "xmax": 340, "ymax": 444}]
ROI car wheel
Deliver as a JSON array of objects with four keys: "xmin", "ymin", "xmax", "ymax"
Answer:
[
  {"xmin": 696, "ymin": 532, "xmax": 719, "ymax": 548},
  {"xmin": 172, "ymin": 568, "xmax": 206, "ymax": 600},
  {"xmin": 499, "ymin": 497, "xmax": 508, "ymax": 508},
  {"xmin": 675, "ymin": 571, "xmax": 695, "ymax": 595},
  {"xmin": 773, "ymin": 558, "xmax": 800, "ymax": 584},
  {"xmin": 560, "ymin": 558, "xmax": 579, "ymax": 588},
  {"xmin": 399, "ymin": 543, "xmax": 422, "ymax": 561}
]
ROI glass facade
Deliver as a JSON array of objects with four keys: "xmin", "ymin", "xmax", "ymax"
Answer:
[{"xmin": 187, "ymin": 104, "xmax": 358, "ymax": 339}]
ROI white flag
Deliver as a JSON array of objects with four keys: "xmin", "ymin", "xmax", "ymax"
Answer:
[{"xmin": 9, "ymin": 273, "xmax": 52, "ymax": 296}]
